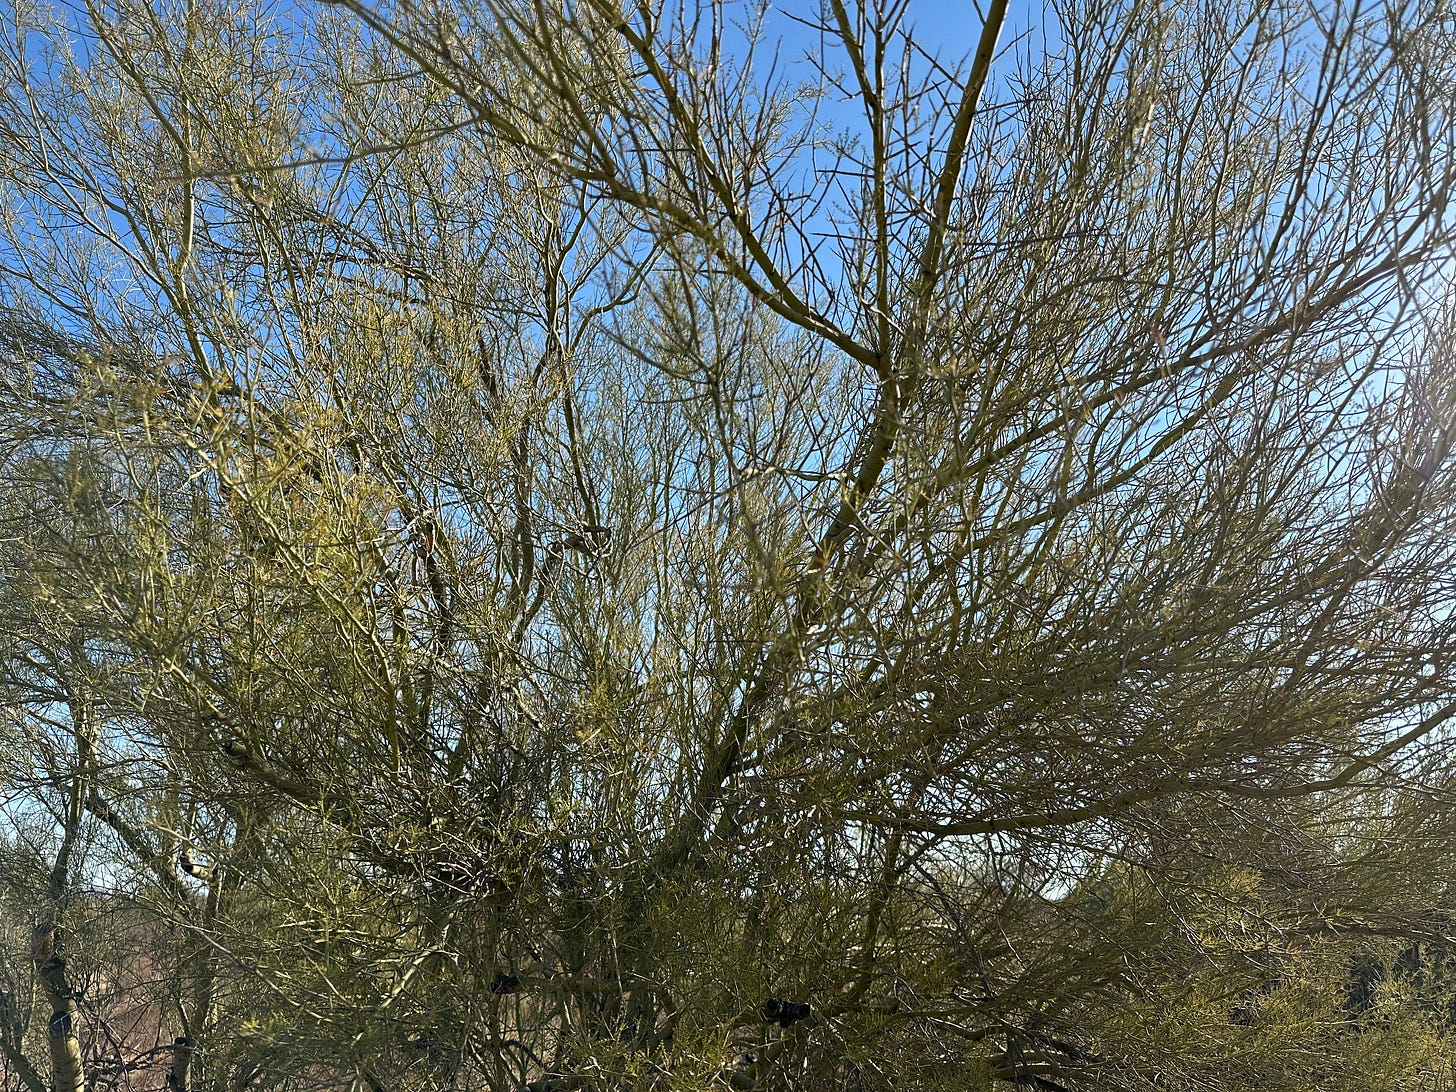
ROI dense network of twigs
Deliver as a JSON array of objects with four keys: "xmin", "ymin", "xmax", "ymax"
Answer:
[{"xmin": 2, "ymin": 0, "xmax": 1456, "ymax": 1089}]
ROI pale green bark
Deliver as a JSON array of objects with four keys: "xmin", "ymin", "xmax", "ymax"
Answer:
[{"xmin": 30, "ymin": 927, "xmax": 84, "ymax": 1092}]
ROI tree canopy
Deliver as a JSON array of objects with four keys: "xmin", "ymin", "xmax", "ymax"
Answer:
[{"xmin": 3, "ymin": 0, "xmax": 1456, "ymax": 1089}]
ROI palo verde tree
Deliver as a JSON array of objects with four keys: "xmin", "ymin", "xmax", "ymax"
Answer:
[{"xmin": 3, "ymin": 0, "xmax": 1456, "ymax": 1090}]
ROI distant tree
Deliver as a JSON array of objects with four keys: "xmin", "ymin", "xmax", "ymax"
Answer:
[{"xmin": 3, "ymin": 0, "xmax": 1456, "ymax": 1089}]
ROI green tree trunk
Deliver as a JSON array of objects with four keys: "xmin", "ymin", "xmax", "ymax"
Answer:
[{"xmin": 30, "ymin": 926, "xmax": 84, "ymax": 1092}]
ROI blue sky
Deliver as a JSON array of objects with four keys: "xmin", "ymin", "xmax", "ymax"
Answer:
[{"xmin": 752, "ymin": 0, "xmax": 1053, "ymax": 64}]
